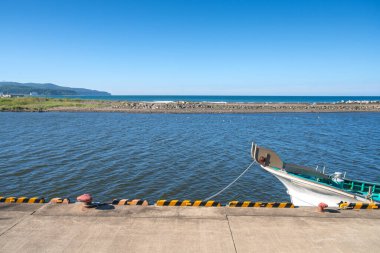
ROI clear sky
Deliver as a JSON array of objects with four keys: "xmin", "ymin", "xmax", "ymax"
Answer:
[{"xmin": 0, "ymin": 0, "xmax": 379, "ymax": 95}]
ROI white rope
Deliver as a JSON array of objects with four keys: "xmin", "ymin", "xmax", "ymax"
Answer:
[
  {"xmin": 203, "ymin": 161, "xmax": 256, "ymax": 201},
  {"xmin": 290, "ymin": 194, "xmax": 317, "ymax": 207}
]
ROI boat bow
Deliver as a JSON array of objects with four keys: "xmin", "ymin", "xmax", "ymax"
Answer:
[{"xmin": 251, "ymin": 143, "xmax": 379, "ymax": 207}]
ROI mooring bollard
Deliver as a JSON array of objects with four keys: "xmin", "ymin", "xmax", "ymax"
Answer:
[
  {"xmin": 318, "ymin": 202, "xmax": 328, "ymax": 212},
  {"xmin": 76, "ymin": 193, "xmax": 93, "ymax": 208}
]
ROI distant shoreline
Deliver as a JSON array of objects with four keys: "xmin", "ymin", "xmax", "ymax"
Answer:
[{"xmin": 1, "ymin": 97, "xmax": 380, "ymax": 113}]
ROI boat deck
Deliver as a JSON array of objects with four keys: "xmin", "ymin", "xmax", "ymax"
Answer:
[{"xmin": 286, "ymin": 171, "xmax": 380, "ymax": 202}]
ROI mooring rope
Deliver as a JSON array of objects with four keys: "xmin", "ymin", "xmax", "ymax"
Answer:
[
  {"xmin": 203, "ymin": 161, "xmax": 256, "ymax": 201},
  {"xmin": 290, "ymin": 194, "xmax": 317, "ymax": 207}
]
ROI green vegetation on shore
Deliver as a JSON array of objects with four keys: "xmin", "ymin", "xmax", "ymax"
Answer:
[{"xmin": 0, "ymin": 97, "xmax": 99, "ymax": 111}]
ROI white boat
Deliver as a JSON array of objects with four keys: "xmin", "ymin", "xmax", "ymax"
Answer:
[{"xmin": 251, "ymin": 143, "xmax": 380, "ymax": 207}]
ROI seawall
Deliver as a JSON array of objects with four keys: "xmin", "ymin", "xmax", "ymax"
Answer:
[{"xmin": 1, "ymin": 203, "xmax": 379, "ymax": 252}]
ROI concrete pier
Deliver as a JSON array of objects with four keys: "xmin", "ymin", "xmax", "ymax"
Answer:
[{"xmin": 0, "ymin": 203, "xmax": 379, "ymax": 252}]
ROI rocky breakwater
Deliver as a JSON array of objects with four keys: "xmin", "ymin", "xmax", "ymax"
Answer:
[{"xmin": 96, "ymin": 101, "xmax": 380, "ymax": 113}]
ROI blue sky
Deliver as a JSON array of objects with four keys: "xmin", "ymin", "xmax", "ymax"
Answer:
[{"xmin": 0, "ymin": 0, "xmax": 379, "ymax": 95}]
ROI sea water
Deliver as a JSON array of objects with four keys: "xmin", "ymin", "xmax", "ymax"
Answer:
[{"xmin": 0, "ymin": 112, "xmax": 379, "ymax": 203}]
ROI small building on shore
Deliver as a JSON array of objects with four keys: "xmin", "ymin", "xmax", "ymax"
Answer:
[{"xmin": 0, "ymin": 93, "xmax": 25, "ymax": 98}]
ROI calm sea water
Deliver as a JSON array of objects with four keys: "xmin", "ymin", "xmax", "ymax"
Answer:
[
  {"xmin": 54, "ymin": 95, "xmax": 380, "ymax": 103},
  {"xmin": 1, "ymin": 112, "xmax": 379, "ymax": 203}
]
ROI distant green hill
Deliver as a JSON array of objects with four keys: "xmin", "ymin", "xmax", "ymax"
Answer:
[{"xmin": 0, "ymin": 82, "xmax": 111, "ymax": 96}]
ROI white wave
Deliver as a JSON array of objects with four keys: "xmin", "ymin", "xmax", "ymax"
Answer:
[
  {"xmin": 202, "ymin": 101, "xmax": 227, "ymax": 104},
  {"xmin": 150, "ymin": 100, "xmax": 175, "ymax": 103}
]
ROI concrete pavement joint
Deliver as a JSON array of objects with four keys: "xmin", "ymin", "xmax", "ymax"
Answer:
[
  {"xmin": 0, "ymin": 205, "xmax": 42, "ymax": 238},
  {"xmin": 226, "ymin": 216, "xmax": 237, "ymax": 253},
  {"xmin": 0, "ymin": 213, "xmax": 32, "ymax": 237}
]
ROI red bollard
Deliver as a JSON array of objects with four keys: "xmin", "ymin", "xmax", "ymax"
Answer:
[
  {"xmin": 317, "ymin": 202, "xmax": 328, "ymax": 212},
  {"xmin": 76, "ymin": 194, "xmax": 93, "ymax": 208}
]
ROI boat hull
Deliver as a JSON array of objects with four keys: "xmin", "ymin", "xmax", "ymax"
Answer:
[{"xmin": 261, "ymin": 166, "xmax": 370, "ymax": 207}]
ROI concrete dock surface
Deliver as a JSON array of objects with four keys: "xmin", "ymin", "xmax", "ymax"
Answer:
[{"xmin": 0, "ymin": 203, "xmax": 379, "ymax": 253}]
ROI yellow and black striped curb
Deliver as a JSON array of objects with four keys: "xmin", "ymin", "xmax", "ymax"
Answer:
[
  {"xmin": 49, "ymin": 198, "xmax": 71, "ymax": 204},
  {"xmin": 228, "ymin": 201, "xmax": 295, "ymax": 208},
  {"xmin": 0, "ymin": 196, "xmax": 45, "ymax": 204},
  {"xmin": 339, "ymin": 202, "xmax": 379, "ymax": 209},
  {"xmin": 156, "ymin": 200, "xmax": 221, "ymax": 207},
  {"xmin": 112, "ymin": 199, "xmax": 149, "ymax": 206}
]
